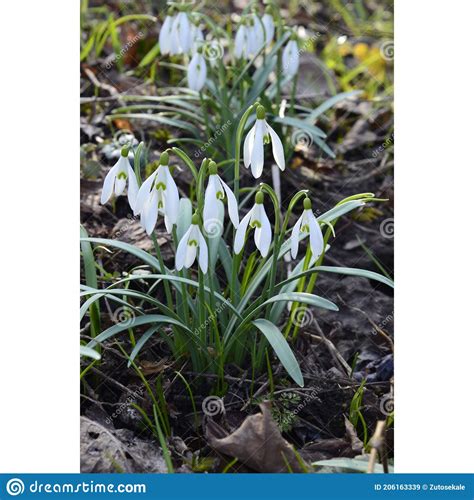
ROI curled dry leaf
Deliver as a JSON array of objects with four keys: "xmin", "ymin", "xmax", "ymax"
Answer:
[{"xmin": 205, "ymin": 402, "xmax": 310, "ymax": 473}]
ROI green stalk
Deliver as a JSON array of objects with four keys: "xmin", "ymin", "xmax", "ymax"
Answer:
[{"xmin": 151, "ymin": 232, "xmax": 173, "ymax": 309}]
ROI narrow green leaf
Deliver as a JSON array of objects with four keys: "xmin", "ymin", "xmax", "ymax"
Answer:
[
  {"xmin": 80, "ymin": 346, "xmax": 101, "ymax": 360},
  {"xmin": 252, "ymin": 319, "xmax": 304, "ymax": 387}
]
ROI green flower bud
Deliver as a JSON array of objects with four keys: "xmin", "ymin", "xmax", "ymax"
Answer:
[
  {"xmin": 159, "ymin": 151, "xmax": 169, "ymax": 165},
  {"xmin": 121, "ymin": 146, "xmax": 129, "ymax": 157},
  {"xmin": 303, "ymin": 197, "xmax": 312, "ymax": 210},
  {"xmin": 208, "ymin": 160, "xmax": 217, "ymax": 175},
  {"xmin": 255, "ymin": 191, "xmax": 264, "ymax": 204},
  {"xmin": 256, "ymin": 105, "xmax": 266, "ymax": 120},
  {"xmin": 191, "ymin": 213, "xmax": 199, "ymax": 225}
]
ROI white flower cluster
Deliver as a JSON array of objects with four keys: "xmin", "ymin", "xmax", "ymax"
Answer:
[
  {"xmin": 101, "ymin": 103, "xmax": 323, "ymax": 274},
  {"xmin": 157, "ymin": 6, "xmax": 301, "ymax": 91}
]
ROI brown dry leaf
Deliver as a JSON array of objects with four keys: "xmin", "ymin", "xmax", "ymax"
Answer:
[
  {"xmin": 205, "ymin": 402, "xmax": 310, "ymax": 472},
  {"xmin": 113, "ymin": 118, "xmax": 132, "ymax": 130},
  {"xmin": 139, "ymin": 358, "xmax": 171, "ymax": 376}
]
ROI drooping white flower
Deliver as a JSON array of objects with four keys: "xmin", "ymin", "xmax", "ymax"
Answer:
[
  {"xmin": 187, "ymin": 50, "xmax": 207, "ymax": 92},
  {"xmin": 243, "ymin": 105, "xmax": 285, "ymax": 178},
  {"xmin": 249, "ymin": 14, "xmax": 265, "ymax": 55},
  {"xmin": 234, "ymin": 24, "xmax": 249, "ymax": 59},
  {"xmin": 290, "ymin": 198, "xmax": 324, "ymax": 259},
  {"xmin": 190, "ymin": 24, "xmax": 204, "ymax": 53},
  {"xmin": 262, "ymin": 12, "xmax": 275, "ymax": 45},
  {"xmin": 176, "ymin": 214, "xmax": 208, "ymax": 273},
  {"xmin": 133, "ymin": 152, "xmax": 179, "ymax": 235},
  {"xmin": 159, "ymin": 13, "xmax": 175, "ymax": 55},
  {"xmin": 282, "ymin": 38, "xmax": 300, "ymax": 78},
  {"xmin": 203, "ymin": 161, "xmax": 239, "ymax": 234},
  {"xmin": 170, "ymin": 12, "xmax": 193, "ymax": 55},
  {"xmin": 234, "ymin": 191, "xmax": 272, "ymax": 257},
  {"xmin": 100, "ymin": 147, "xmax": 138, "ymax": 211}
]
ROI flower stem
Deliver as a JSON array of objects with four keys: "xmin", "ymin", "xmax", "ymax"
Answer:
[{"xmin": 151, "ymin": 232, "xmax": 173, "ymax": 308}]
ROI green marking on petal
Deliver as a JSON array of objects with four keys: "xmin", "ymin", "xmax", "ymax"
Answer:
[
  {"xmin": 188, "ymin": 239, "xmax": 198, "ymax": 246},
  {"xmin": 156, "ymin": 182, "xmax": 166, "ymax": 190},
  {"xmin": 216, "ymin": 190, "xmax": 225, "ymax": 200},
  {"xmin": 263, "ymin": 133, "xmax": 271, "ymax": 145},
  {"xmin": 158, "ymin": 201, "xmax": 164, "ymax": 209},
  {"xmin": 250, "ymin": 220, "xmax": 262, "ymax": 229},
  {"xmin": 117, "ymin": 172, "xmax": 128, "ymax": 180},
  {"xmin": 301, "ymin": 224, "xmax": 310, "ymax": 233}
]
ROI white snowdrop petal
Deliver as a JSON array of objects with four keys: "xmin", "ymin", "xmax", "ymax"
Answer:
[
  {"xmin": 176, "ymin": 225, "xmax": 192, "ymax": 270},
  {"xmin": 251, "ymin": 120, "xmax": 265, "ymax": 178},
  {"xmin": 243, "ymin": 123, "xmax": 256, "ymax": 168},
  {"xmin": 262, "ymin": 14, "xmax": 275, "ymax": 45},
  {"xmin": 165, "ymin": 167, "xmax": 180, "ymax": 227},
  {"xmin": 198, "ymin": 230, "xmax": 209, "ymax": 273},
  {"xmin": 143, "ymin": 190, "xmax": 159, "ymax": 235},
  {"xmin": 220, "ymin": 177, "xmax": 239, "ymax": 228},
  {"xmin": 308, "ymin": 210, "xmax": 324, "ymax": 259},
  {"xmin": 234, "ymin": 209, "xmax": 252, "ymax": 254},
  {"xmin": 126, "ymin": 165, "xmax": 139, "ymax": 212},
  {"xmin": 100, "ymin": 164, "xmax": 118, "ymax": 205},
  {"xmin": 290, "ymin": 213, "xmax": 304, "ymax": 259},
  {"xmin": 266, "ymin": 122, "xmax": 286, "ymax": 171},
  {"xmin": 255, "ymin": 205, "xmax": 272, "ymax": 257},
  {"xmin": 134, "ymin": 171, "xmax": 157, "ymax": 216},
  {"xmin": 234, "ymin": 25, "xmax": 245, "ymax": 58}
]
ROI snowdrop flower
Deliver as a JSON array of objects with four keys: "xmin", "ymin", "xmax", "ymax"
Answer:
[
  {"xmin": 187, "ymin": 48, "xmax": 207, "ymax": 92},
  {"xmin": 290, "ymin": 197, "xmax": 324, "ymax": 259},
  {"xmin": 191, "ymin": 24, "xmax": 204, "ymax": 53},
  {"xmin": 176, "ymin": 214, "xmax": 208, "ymax": 273},
  {"xmin": 234, "ymin": 191, "xmax": 272, "ymax": 257},
  {"xmin": 171, "ymin": 11, "xmax": 193, "ymax": 55},
  {"xmin": 249, "ymin": 14, "xmax": 265, "ymax": 55},
  {"xmin": 243, "ymin": 105, "xmax": 285, "ymax": 178},
  {"xmin": 203, "ymin": 161, "xmax": 239, "ymax": 234},
  {"xmin": 133, "ymin": 151, "xmax": 179, "ymax": 235},
  {"xmin": 282, "ymin": 36, "xmax": 300, "ymax": 78},
  {"xmin": 100, "ymin": 147, "xmax": 138, "ymax": 211},
  {"xmin": 159, "ymin": 11, "xmax": 175, "ymax": 55},
  {"xmin": 262, "ymin": 10, "xmax": 275, "ymax": 45},
  {"xmin": 234, "ymin": 24, "xmax": 249, "ymax": 59}
]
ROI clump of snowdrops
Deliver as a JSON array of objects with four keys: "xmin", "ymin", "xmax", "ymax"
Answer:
[{"xmin": 80, "ymin": 1, "xmax": 393, "ymax": 391}]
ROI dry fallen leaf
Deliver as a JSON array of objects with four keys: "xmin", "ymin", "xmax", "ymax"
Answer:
[{"xmin": 205, "ymin": 402, "xmax": 310, "ymax": 472}]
